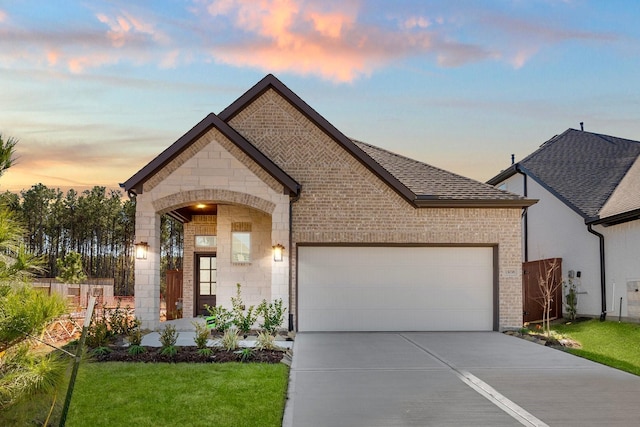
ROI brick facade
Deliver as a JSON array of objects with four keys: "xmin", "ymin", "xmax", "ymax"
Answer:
[
  {"xmin": 229, "ymin": 89, "xmax": 524, "ymax": 330},
  {"xmin": 133, "ymin": 85, "xmax": 524, "ymax": 331}
]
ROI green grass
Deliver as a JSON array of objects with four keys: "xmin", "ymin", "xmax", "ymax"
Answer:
[
  {"xmin": 65, "ymin": 362, "xmax": 289, "ymax": 427},
  {"xmin": 552, "ymin": 319, "xmax": 640, "ymax": 375}
]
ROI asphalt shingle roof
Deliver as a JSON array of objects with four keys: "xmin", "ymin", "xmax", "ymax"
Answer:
[
  {"xmin": 516, "ymin": 129, "xmax": 640, "ymax": 220},
  {"xmin": 124, "ymin": 73, "xmax": 532, "ymax": 208},
  {"xmin": 353, "ymin": 140, "xmax": 526, "ymax": 201}
]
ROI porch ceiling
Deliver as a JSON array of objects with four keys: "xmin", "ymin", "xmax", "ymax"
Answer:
[{"xmin": 167, "ymin": 203, "xmax": 217, "ymax": 223}]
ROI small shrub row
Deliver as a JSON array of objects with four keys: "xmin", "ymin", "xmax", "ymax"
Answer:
[
  {"xmin": 205, "ymin": 283, "xmax": 286, "ymax": 337},
  {"xmin": 124, "ymin": 323, "xmax": 283, "ymax": 362}
]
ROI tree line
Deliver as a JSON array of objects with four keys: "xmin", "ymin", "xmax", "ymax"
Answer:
[
  {"xmin": 0, "ymin": 134, "xmax": 183, "ymax": 423},
  {"xmin": 0, "ymin": 183, "xmax": 184, "ymax": 295}
]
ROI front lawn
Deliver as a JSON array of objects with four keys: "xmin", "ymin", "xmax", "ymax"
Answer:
[
  {"xmin": 552, "ymin": 319, "xmax": 640, "ymax": 375},
  {"xmin": 65, "ymin": 362, "xmax": 289, "ymax": 427}
]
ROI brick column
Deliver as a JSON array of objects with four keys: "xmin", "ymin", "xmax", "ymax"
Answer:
[
  {"xmin": 134, "ymin": 196, "xmax": 161, "ymax": 330},
  {"xmin": 271, "ymin": 201, "xmax": 290, "ymax": 313}
]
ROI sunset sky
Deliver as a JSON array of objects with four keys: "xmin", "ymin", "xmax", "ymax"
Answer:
[{"xmin": 1, "ymin": 0, "xmax": 639, "ymax": 194}]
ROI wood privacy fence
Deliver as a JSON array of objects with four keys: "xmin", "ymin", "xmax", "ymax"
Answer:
[
  {"xmin": 31, "ymin": 278, "xmax": 133, "ymax": 309},
  {"xmin": 522, "ymin": 258, "xmax": 563, "ymax": 324},
  {"xmin": 165, "ymin": 269, "xmax": 183, "ymax": 320}
]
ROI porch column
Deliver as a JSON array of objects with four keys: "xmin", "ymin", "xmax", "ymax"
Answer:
[
  {"xmin": 134, "ymin": 196, "xmax": 161, "ymax": 330},
  {"xmin": 271, "ymin": 201, "xmax": 290, "ymax": 313}
]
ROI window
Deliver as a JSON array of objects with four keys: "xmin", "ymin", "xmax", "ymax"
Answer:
[
  {"xmin": 195, "ymin": 235, "xmax": 217, "ymax": 249},
  {"xmin": 231, "ymin": 232, "xmax": 251, "ymax": 263}
]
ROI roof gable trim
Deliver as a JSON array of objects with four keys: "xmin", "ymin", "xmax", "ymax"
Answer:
[
  {"xmin": 121, "ymin": 112, "xmax": 300, "ymax": 196},
  {"xmin": 520, "ymin": 164, "xmax": 590, "ymax": 219},
  {"xmin": 587, "ymin": 208, "xmax": 640, "ymax": 226}
]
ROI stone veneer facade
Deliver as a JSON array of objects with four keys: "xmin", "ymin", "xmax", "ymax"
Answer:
[
  {"xmin": 134, "ymin": 127, "xmax": 290, "ymax": 330},
  {"xmin": 134, "ymin": 87, "xmax": 524, "ymax": 331}
]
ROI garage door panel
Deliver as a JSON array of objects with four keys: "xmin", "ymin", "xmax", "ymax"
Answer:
[
  {"xmin": 300, "ymin": 284, "xmax": 491, "ymax": 311},
  {"xmin": 300, "ymin": 308, "xmax": 494, "ymax": 332},
  {"xmin": 298, "ymin": 246, "xmax": 494, "ymax": 331}
]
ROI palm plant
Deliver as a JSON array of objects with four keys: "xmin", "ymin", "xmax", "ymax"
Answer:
[{"xmin": 0, "ymin": 134, "xmax": 68, "ymax": 421}]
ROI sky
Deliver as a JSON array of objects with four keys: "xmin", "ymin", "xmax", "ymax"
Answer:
[{"xmin": 1, "ymin": 0, "xmax": 639, "ymax": 194}]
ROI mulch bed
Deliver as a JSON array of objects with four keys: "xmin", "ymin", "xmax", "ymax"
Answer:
[
  {"xmin": 504, "ymin": 330, "xmax": 581, "ymax": 348},
  {"xmin": 92, "ymin": 346, "xmax": 286, "ymax": 363}
]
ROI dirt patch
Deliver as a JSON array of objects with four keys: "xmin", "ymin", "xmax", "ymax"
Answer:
[{"xmin": 92, "ymin": 346, "xmax": 286, "ymax": 363}]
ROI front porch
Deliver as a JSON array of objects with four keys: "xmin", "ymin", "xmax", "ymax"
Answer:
[{"xmin": 134, "ymin": 188, "xmax": 291, "ymax": 330}]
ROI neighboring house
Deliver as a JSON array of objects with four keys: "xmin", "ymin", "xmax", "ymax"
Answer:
[
  {"xmin": 488, "ymin": 129, "xmax": 640, "ymax": 321},
  {"xmin": 122, "ymin": 74, "xmax": 534, "ymax": 332}
]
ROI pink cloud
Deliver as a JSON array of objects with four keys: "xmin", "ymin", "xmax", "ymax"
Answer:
[
  {"xmin": 404, "ymin": 16, "xmax": 431, "ymax": 30},
  {"xmin": 0, "ymin": 1, "xmax": 621, "ymax": 81},
  {"xmin": 95, "ymin": 11, "xmax": 165, "ymax": 48},
  {"xmin": 510, "ymin": 47, "xmax": 539, "ymax": 69},
  {"xmin": 67, "ymin": 52, "xmax": 117, "ymax": 73},
  {"xmin": 197, "ymin": 0, "xmax": 621, "ymax": 78},
  {"xmin": 46, "ymin": 49, "xmax": 59, "ymax": 65},
  {"xmin": 479, "ymin": 13, "xmax": 616, "ymax": 68},
  {"xmin": 160, "ymin": 49, "xmax": 180, "ymax": 68},
  {"xmin": 308, "ymin": 11, "xmax": 354, "ymax": 39},
  {"xmin": 202, "ymin": 0, "xmax": 450, "ymax": 82}
]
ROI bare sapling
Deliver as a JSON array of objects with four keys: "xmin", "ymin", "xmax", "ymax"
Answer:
[{"xmin": 534, "ymin": 258, "xmax": 563, "ymax": 336}]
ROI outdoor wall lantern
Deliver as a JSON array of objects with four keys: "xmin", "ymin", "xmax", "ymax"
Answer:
[
  {"xmin": 272, "ymin": 243, "xmax": 285, "ymax": 262},
  {"xmin": 135, "ymin": 241, "xmax": 149, "ymax": 260}
]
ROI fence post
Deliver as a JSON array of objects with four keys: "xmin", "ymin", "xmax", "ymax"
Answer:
[{"xmin": 59, "ymin": 296, "xmax": 97, "ymax": 427}]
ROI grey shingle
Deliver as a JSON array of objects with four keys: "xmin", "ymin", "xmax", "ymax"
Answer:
[
  {"xmin": 353, "ymin": 140, "xmax": 525, "ymax": 201},
  {"xmin": 518, "ymin": 129, "xmax": 640, "ymax": 219}
]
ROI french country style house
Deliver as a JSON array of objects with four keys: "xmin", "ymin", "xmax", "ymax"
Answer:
[{"xmin": 122, "ymin": 74, "xmax": 534, "ymax": 332}]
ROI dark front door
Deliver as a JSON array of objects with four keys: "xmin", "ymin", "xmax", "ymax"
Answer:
[{"xmin": 195, "ymin": 254, "xmax": 216, "ymax": 316}]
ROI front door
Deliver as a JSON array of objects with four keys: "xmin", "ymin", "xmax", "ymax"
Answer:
[{"xmin": 195, "ymin": 254, "xmax": 216, "ymax": 316}]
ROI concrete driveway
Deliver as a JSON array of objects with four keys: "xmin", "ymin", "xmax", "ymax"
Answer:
[{"xmin": 283, "ymin": 332, "xmax": 640, "ymax": 426}]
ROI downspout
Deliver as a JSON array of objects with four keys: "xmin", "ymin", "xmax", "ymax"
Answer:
[
  {"xmin": 514, "ymin": 165, "xmax": 528, "ymax": 262},
  {"xmin": 587, "ymin": 224, "xmax": 607, "ymax": 321},
  {"xmin": 288, "ymin": 193, "xmax": 300, "ymax": 331}
]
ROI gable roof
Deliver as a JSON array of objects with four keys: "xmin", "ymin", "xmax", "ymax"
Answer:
[
  {"xmin": 487, "ymin": 128, "xmax": 640, "ymax": 224},
  {"xmin": 121, "ymin": 111, "xmax": 301, "ymax": 196},
  {"xmin": 123, "ymin": 74, "xmax": 533, "ymax": 208}
]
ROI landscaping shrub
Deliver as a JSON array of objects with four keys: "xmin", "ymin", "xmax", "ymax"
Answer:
[
  {"xmin": 231, "ymin": 283, "xmax": 257, "ymax": 337},
  {"xmin": 257, "ymin": 298, "xmax": 285, "ymax": 335},
  {"xmin": 221, "ymin": 329, "xmax": 239, "ymax": 351},
  {"xmin": 159, "ymin": 324, "xmax": 179, "ymax": 357},
  {"xmin": 192, "ymin": 321, "xmax": 210, "ymax": 349}
]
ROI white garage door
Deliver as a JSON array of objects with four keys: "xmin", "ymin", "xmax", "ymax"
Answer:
[{"xmin": 298, "ymin": 246, "xmax": 495, "ymax": 331}]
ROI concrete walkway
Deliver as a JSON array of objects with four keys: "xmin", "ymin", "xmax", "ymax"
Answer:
[
  {"xmin": 283, "ymin": 332, "xmax": 640, "ymax": 426},
  {"xmin": 140, "ymin": 318, "xmax": 293, "ymax": 349}
]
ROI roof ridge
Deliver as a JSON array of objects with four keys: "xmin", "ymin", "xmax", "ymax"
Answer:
[
  {"xmin": 217, "ymin": 75, "xmax": 418, "ymax": 204},
  {"xmin": 576, "ymin": 128, "xmax": 640, "ymax": 145}
]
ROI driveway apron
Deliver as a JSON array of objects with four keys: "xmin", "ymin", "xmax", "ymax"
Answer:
[{"xmin": 283, "ymin": 332, "xmax": 640, "ymax": 427}]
